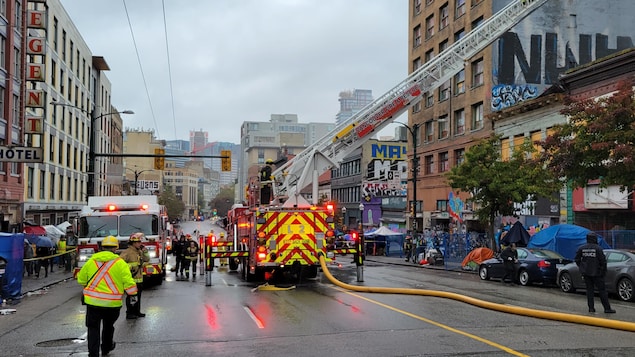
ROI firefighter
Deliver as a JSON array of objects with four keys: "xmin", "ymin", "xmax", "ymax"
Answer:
[
  {"xmin": 174, "ymin": 235, "xmax": 187, "ymax": 278},
  {"xmin": 184, "ymin": 240, "xmax": 199, "ymax": 280},
  {"xmin": 119, "ymin": 232, "xmax": 150, "ymax": 319},
  {"xmin": 260, "ymin": 159, "xmax": 274, "ymax": 204},
  {"xmin": 77, "ymin": 235, "xmax": 137, "ymax": 357}
]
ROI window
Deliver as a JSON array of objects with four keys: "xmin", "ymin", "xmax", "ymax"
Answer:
[
  {"xmin": 50, "ymin": 173, "xmax": 56, "ymax": 200},
  {"xmin": 439, "ymin": 80, "xmax": 450, "ymax": 101},
  {"xmin": 425, "ymin": 15, "xmax": 434, "ymax": 39},
  {"xmin": 425, "ymin": 121, "xmax": 434, "ymax": 142},
  {"xmin": 49, "ymin": 135, "xmax": 54, "ymax": 160},
  {"xmin": 53, "ymin": 17, "xmax": 58, "ymax": 51},
  {"xmin": 440, "ymin": 4, "xmax": 449, "ymax": 29},
  {"xmin": 412, "ymin": 57, "xmax": 422, "ymax": 72},
  {"xmin": 39, "ymin": 170, "xmax": 45, "ymax": 199},
  {"xmin": 437, "ymin": 200, "xmax": 448, "ymax": 212},
  {"xmin": 438, "ymin": 152, "xmax": 449, "ymax": 173},
  {"xmin": 425, "ymin": 155, "xmax": 434, "ymax": 174},
  {"xmin": 69, "ymin": 41, "xmax": 74, "ymax": 69},
  {"xmin": 439, "ymin": 39, "xmax": 449, "ymax": 53},
  {"xmin": 472, "ymin": 58, "xmax": 484, "ymax": 87},
  {"xmin": 456, "ymin": 0, "xmax": 466, "ymax": 18},
  {"xmin": 454, "ymin": 148, "xmax": 465, "ymax": 166},
  {"xmin": 454, "ymin": 69, "xmax": 465, "ymax": 94},
  {"xmin": 454, "ymin": 109, "xmax": 465, "ymax": 135},
  {"xmin": 0, "ymin": 87, "xmax": 4, "ymax": 119},
  {"xmin": 426, "ymin": 0, "xmax": 434, "ymax": 5},
  {"xmin": 471, "ymin": 102, "xmax": 483, "ymax": 130},
  {"xmin": 413, "ymin": 25, "xmax": 422, "ymax": 48},
  {"xmin": 454, "ymin": 28, "xmax": 465, "ymax": 42},
  {"xmin": 12, "ymin": 94, "xmax": 18, "ymax": 126},
  {"xmin": 27, "ymin": 167, "xmax": 34, "ymax": 198},
  {"xmin": 412, "ymin": 102, "xmax": 421, "ymax": 113},
  {"xmin": 438, "ymin": 116, "xmax": 449, "ymax": 139},
  {"xmin": 414, "ymin": 0, "xmax": 422, "ymax": 15},
  {"xmin": 0, "ymin": 0, "xmax": 5, "ymax": 17},
  {"xmin": 62, "ymin": 30, "xmax": 66, "ymax": 62},
  {"xmin": 471, "ymin": 0, "xmax": 484, "ymax": 7},
  {"xmin": 425, "ymin": 91, "xmax": 434, "ymax": 107},
  {"xmin": 13, "ymin": 47, "xmax": 19, "ymax": 75},
  {"xmin": 471, "ymin": 16, "xmax": 484, "ymax": 29},
  {"xmin": 0, "ymin": 35, "xmax": 6, "ymax": 70},
  {"xmin": 51, "ymin": 60, "xmax": 57, "ymax": 87}
]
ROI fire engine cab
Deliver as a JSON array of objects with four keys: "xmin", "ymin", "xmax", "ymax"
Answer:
[{"xmin": 72, "ymin": 195, "xmax": 169, "ymax": 285}]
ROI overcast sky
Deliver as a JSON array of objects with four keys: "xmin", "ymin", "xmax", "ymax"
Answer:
[{"xmin": 60, "ymin": 0, "xmax": 408, "ymax": 144}]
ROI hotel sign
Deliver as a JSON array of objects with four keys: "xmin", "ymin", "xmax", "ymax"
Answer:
[{"xmin": 0, "ymin": 146, "xmax": 44, "ymax": 163}]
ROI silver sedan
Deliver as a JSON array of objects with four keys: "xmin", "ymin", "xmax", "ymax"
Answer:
[{"xmin": 557, "ymin": 249, "xmax": 635, "ymax": 302}]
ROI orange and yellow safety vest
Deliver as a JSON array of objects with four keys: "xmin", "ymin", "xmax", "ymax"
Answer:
[{"xmin": 77, "ymin": 251, "xmax": 137, "ymax": 308}]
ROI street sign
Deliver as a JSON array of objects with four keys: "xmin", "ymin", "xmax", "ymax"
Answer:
[{"xmin": 0, "ymin": 146, "xmax": 43, "ymax": 163}]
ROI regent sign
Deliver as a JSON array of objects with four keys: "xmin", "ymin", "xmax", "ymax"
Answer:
[{"xmin": 0, "ymin": 146, "xmax": 44, "ymax": 163}]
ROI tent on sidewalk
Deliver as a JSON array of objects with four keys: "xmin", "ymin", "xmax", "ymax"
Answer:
[
  {"xmin": 461, "ymin": 247, "xmax": 495, "ymax": 270},
  {"xmin": 364, "ymin": 226, "xmax": 405, "ymax": 256},
  {"xmin": 500, "ymin": 221, "xmax": 530, "ymax": 247},
  {"xmin": 527, "ymin": 224, "xmax": 610, "ymax": 260}
]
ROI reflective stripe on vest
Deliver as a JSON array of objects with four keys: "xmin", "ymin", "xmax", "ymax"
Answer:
[{"xmin": 83, "ymin": 259, "xmax": 128, "ymax": 306}]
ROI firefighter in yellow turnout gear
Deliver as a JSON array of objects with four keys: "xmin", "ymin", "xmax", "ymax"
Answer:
[
  {"xmin": 77, "ymin": 235, "xmax": 137, "ymax": 357},
  {"xmin": 119, "ymin": 232, "xmax": 150, "ymax": 319}
]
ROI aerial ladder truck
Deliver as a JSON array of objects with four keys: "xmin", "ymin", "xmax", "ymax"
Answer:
[{"xmin": 218, "ymin": 0, "xmax": 549, "ymax": 283}]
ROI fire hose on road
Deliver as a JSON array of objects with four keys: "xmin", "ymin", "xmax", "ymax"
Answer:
[{"xmin": 318, "ymin": 254, "xmax": 635, "ymax": 333}]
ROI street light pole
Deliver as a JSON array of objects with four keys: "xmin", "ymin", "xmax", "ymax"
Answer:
[
  {"xmin": 398, "ymin": 122, "xmax": 420, "ymax": 235},
  {"xmin": 126, "ymin": 168, "xmax": 154, "ymax": 195},
  {"xmin": 50, "ymin": 101, "xmax": 133, "ymax": 199},
  {"xmin": 358, "ymin": 202, "xmax": 364, "ymax": 231}
]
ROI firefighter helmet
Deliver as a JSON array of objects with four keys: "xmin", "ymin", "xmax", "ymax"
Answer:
[
  {"xmin": 220, "ymin": 232, "xmax": 225, "ymax": 238},
  {"xmin": 102, "ymin": 235, "xmax": 119, "ymax": 248},
  {"xmin": 266, "ymin": 158, "xmax": 274, "ymax": 165},
  {"xmin": 129, "ymin": 232, "xmax": 144, "ymax": 242}
]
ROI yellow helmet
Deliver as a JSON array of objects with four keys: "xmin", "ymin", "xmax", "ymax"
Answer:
[
  {"xmin": 220, "ymin": 232, "xmax": 225, "ymax": 238},
  {"xmin": 266, "ymin": 158, "xmax": 274, "ymax": 164},
  {"xmin": 102, "ymin": 235, "xmax": 119, "ymax": 248}
]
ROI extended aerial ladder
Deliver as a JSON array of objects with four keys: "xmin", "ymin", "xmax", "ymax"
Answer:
[{"xmin": 271, "ymin": 0, "xmax": 548, "ymax": 204}]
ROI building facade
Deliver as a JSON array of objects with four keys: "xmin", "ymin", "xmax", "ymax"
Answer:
[
  {"xmin": 335, "ymin": 89, "xmax": 373, "ymax": 126},
  {"xmin": 408, "ymin": 0, "xmax": 635, "ymax": 233}
]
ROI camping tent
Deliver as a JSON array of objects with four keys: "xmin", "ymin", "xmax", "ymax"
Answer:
[
  {"xmin": 461, "ymin": 247, "xmax": 495, "ymax": 270},
  {"xmin": 500, "ymin": 221, "xmax": 530, "ymax": 247},
  {"xmin": 43, "ymin": 225, "xmax": 65, "ymax": 245},
  {"xmin": 527, "ymin": 224, "xmax": 610, "ymax": 260}
]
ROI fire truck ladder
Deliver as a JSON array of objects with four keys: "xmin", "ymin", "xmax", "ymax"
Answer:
[{"xmin": 272, "ymin": 0, "xmax": 548, "ymax": 203}]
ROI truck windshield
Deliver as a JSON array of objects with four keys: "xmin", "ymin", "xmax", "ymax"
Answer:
[
  {"xmin": 78, "ymin": 216, "xmax": 118, "ymax": 238},
  {"xmin": 120, "ymin": 214, "xmax": 158, "ymax": 236}
]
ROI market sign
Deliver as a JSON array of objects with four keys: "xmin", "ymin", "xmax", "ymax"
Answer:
[{"xmin": 0, "ymin": 146, "xmax": 44, "ymax": 163}]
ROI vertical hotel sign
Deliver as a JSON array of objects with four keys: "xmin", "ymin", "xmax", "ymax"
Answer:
[{"xmin": 26, "ymin": 1, "xmax": 47, "ymax": 136}]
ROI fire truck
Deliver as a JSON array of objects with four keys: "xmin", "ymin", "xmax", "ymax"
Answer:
[
  {"xmin": 72, "ymin": 195, "xmax": 169, "ymax": 285},
  {"xmin": 223, "ymin": 0, "xmax": 548, "ymax": 282}
]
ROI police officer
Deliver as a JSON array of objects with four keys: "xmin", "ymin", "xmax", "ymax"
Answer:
[
  {"xmin": 119, "ymin": 232, "xmax": 150, "ymax": 319},
  {"xmin": 78, "ymin": 236, "xmax": 137, "ymax": 357},
  {"xmin": 575, "ymin": 233, "xmax": 615, "ymax": 313}
]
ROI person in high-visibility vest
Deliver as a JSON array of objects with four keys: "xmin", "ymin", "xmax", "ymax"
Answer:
[
  {"xmin": 119, "ymin": 232, "xmax": 150, "ymax": 319},
  {"xmin": 57, "ymin": 237, "xmax": 67, "ymax": 269},
  {"xmin": 184, "ymin": 240, "xmax": 199, "ymax": 280},
  {"xmin": 77, "ymin": 235, "xmax": 137, "ymax": 357}
]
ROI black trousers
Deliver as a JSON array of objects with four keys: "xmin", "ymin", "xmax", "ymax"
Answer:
[
  {"xmin": 126, "ymin": 282, "xmax": 143, "ymax": 316},
  {"xmin": 502, "ymin": 262, "xmax": 515, "ymax": 283},
  {"xmin": 85, "ymin": 305, "xmax": 121, "ymax": 357},
  {"xmin": 583, "ymin": 275, "xmax": 611, "ymax": 310}
]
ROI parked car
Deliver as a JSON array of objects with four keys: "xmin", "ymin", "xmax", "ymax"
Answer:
[
  {"xmin": 479, "ymin": 247, "xmax": 572, "ymax": 286},
  {"xmin": 557, "ymin": 249, "xmax": 635, "ymax": 302}
]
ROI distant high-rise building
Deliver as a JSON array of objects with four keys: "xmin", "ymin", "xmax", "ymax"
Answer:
[{"xmin": 335, "ymin": 89, "xmax": 373, "ymax": 126}]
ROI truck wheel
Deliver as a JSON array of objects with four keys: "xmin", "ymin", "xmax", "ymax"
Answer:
[{"xmin": 229, "ymin": 258, "xmax": 239, "ymax": 271}]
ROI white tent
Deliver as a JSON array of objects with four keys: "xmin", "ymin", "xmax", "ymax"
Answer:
[
  {"xmin": 43, "ymin": 225, "xmax": 65, "ymax": 245},
  {"xmin": 365, "ymin": 226, "xmax": 403, "ymax": 237}
]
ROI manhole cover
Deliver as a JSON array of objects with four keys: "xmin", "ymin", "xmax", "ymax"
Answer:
[{"xmin": 35, "ymin": 338, "xmax": 85, "ymax": 347}]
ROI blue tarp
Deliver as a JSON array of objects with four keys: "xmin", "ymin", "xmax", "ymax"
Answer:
[
  {"xmin": 527, "ymin": 224, "xmax": 610, "ymax": 260},
  {"xmin": 0, "ymin": 232, "xmax": 24, "ymax": 300}
]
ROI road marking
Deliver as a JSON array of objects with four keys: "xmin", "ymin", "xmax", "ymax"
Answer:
[
  {"xmin": 243, "ymin": 306, "xmax": 265, "ymax": 329},
  {"xmin": 333, "ymin": 286, "xmax": 529, "ymax": 357}
]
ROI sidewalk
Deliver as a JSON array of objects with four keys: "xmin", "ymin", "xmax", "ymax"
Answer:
[
  {"xmin": 364, "ymin": 253, "xmax": 446, "ymax": 270},
  {"xmin": 18, "ymin": 265, "xmax": 74, "ymax": 298}
]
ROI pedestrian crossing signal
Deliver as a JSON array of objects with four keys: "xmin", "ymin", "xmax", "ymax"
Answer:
[{"xmin": 221, "ymin": 150, "xmax": 231, "ymax": 172}]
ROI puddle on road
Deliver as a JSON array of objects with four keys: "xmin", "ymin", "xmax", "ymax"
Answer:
[{"xmin": 35, "ymin": 337, "xmax": 85, "ymax": 347}]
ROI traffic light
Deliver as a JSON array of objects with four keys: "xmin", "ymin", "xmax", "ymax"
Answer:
[
  {"xmin": 213, "ymin": 208, "xmax": 217, "ymax": 216},
  {"xmin": 154, "ymin": 148, "xmax": 165, "ymax": 170},
  {"xmin": 350, "ymin": 230, "xmax": 358, "ymax": 243},
  {"xmin": 221, "ymin": 150, "xmax": 231, "ymax": 172}
]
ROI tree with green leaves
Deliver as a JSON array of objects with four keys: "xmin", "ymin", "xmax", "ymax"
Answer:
[
  {"xmin": 540, "ymin": 81, "xmax": 635, "ymax": 190},
  {"xmin": 209, "ymin": 186, "xmax": 235, "ymax": 217},
  {"xmin": 446, "ymin": 135, "xmax": 561, "ymax": 249},
  {"xmin": 158, "ymin": 184, "xmax": 185, "ymax": 221}
]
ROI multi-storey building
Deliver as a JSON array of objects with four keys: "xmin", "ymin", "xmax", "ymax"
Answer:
[
  {"xmin": 239, "ymin": 114, "xmax": 334, "ymax": 203},
  {"xmin": 408, "ymin": 0, "xmax": 635, "ymax": 233},
  {"xmin": 123, "ymin": 130, "xmax": 162, "ymax": 196},
  {"xmin": 20, "ymin": 0, "xmax": 119, "ymax": 226},
  {"xmin": 335, "ymin": 89, "xmax": 373, "ymax": 126}
]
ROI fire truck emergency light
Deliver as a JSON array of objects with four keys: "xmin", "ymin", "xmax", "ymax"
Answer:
[{"xmin": 107, "ymin": 205, "xmax": 117, "ymax": 211}]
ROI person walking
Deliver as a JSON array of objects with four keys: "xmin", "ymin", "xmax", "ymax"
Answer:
[
  {"xmin": 23, "ymin": 241, "xmax": 34, "ymax": 277},
  {"xmin": 57, "ymin": 236, "xmax": 67, "ymax": 269},
  {"xmin": 184, "ymin": 240, "xmax": 199, "ymax": 280},
  {"xmin": 174, "ymin": 235, "xmax": 187, "ymax": 279},
  {"xmin": 77, "ymin": 235, "xmax": 137, "ymax": 357},
  {"xmin": 500, "ymin": 243, "xmax": 518, "ymax": 284},
  {"xmin": 575, "ymin": 233, "xmax": 615, "ymax": 314},
  {"xmin": 119, "ymin": 232, "xmax": 150, "ymax": 319}
]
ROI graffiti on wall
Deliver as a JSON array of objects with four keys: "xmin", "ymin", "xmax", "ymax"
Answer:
[
  {"xmin": 491, "ymin": 84, "xmax": 539, "ymax": 111},
  {"xmin": 364, "ymin": 143, "xmax": 408, "ymax": 198}
]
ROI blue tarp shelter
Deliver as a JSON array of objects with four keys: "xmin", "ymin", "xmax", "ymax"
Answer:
[
  {"xmin": 365, "ymin": 226, "xmax": 405, "ymax": 256},
  {"xmin": 0, "ymin": 233, "xmax": 24, "ymax": 300},
  {"xmin": 527, "ymin": 224, "xmax": 610, "ymax": 260}
]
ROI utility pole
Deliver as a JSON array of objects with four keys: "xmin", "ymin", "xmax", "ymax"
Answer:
[{"xmin": 399, "ymin": 123, "xmax": 420, "ymax": 235}]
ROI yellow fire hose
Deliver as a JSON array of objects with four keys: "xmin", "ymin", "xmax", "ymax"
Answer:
[{"xmin": 318, "ymin": 255, "xmax": 635, "ymax": 332}]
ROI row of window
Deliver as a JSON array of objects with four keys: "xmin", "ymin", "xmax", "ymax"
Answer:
[
  {"xmin": 413, "ymin": 0, "xmax": 482, "ymax": 17},
  {"xmin": 26, "ymin": 166, "xmax": 85, "ymax": 202},
  {"xmin": 418, "ymin": 102, "xmax": 483, "ymax": 143},
  {"xmin": 422, "ymin": 147, "xmax": 465, "ymax": 175},
  {"xmin": 332, "ymin": 159, "xmax": 361, "ymax": 179}
]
